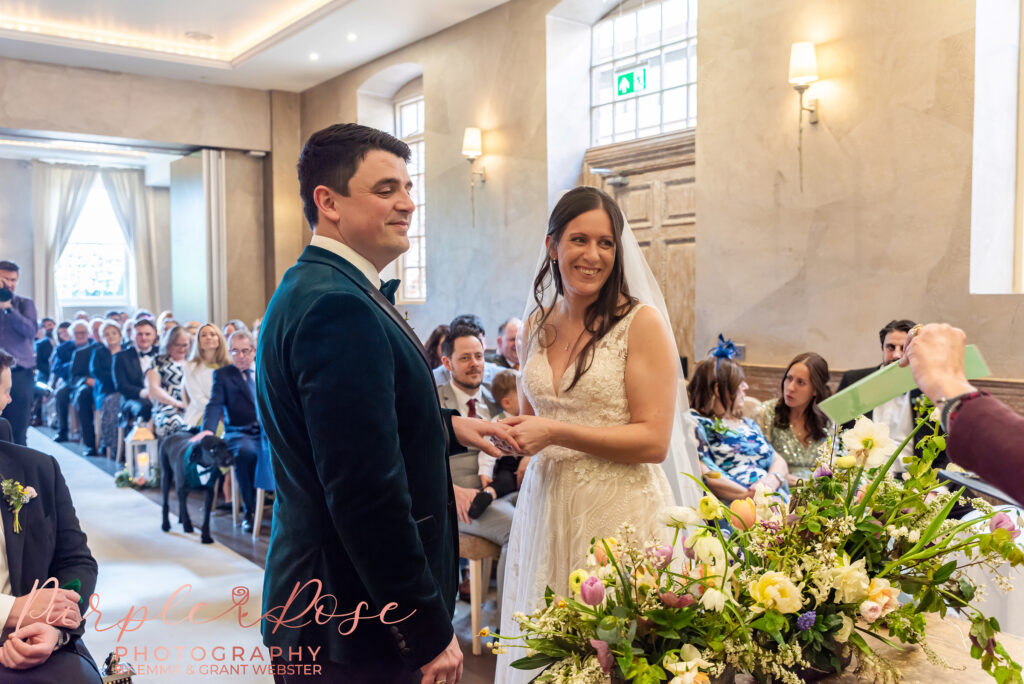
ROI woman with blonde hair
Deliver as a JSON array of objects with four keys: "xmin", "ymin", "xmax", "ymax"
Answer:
[{"xmin": 183, "ymin": 323, "xmax": 230, "ymax": 427}]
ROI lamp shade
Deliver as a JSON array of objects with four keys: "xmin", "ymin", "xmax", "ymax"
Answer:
[
  {"xmin": 788, "ymin": 42, "xmax": 818, "ymax": 85},
  {"xmin": 462, "ymin": 127, "xmax": 482, "ymax": 159}
]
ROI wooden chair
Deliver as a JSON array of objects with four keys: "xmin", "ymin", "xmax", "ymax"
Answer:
[
  {"xmin": 458, "ymin": 533, "xmax": 501, "ymax": 655},
  {"xmin": 252, "ymin": 488, "xmax": 268, "ymax": 541}
]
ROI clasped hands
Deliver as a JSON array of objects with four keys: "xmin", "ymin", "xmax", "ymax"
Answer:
[
  {"xmin": 452, "ymin": 414, "xmax": 557, "ymax": 460},
  {"xmin": 0, "ymin": 587, "xmax": 82, "ymax": 670}
]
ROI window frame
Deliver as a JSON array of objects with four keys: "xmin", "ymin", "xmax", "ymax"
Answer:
[{"xmin": 393, "ymin": 93, "xmax": 426, "ymax": 304}]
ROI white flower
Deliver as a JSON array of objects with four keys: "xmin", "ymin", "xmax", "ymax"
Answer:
[
  {"xmin": 699, "ymin": 587, "xmax": 727, "ymax": 612},
  {"xmin": 841, "ymin": 417, "xmax": 898, "ymax": 468},
  {"xmin": 835, "ymin": 614, "xmax": 854, "ymax": 642},
  {"xmin": 830, "ymin": 557, "xmax": 870, "ymax": 604},
  {"xmin": 907, "ymin": 530, "xmax": 920, "ymax": 543},
  {"xmin": 687, "ymin": 531, "xmax": 726, "ymax": 568},
  {"xmin": 662, "ymin": 505, "xmax": 702, "ymax": 530}
]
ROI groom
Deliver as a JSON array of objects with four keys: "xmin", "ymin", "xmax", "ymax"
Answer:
[{"xmin": 257, "ymin": 123, "xmax": 515, "ymax": 683}]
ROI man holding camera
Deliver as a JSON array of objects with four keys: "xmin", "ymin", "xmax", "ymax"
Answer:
[{"xmin": 0, "ymin": 261, "xmax": 37, "ymax": 446}]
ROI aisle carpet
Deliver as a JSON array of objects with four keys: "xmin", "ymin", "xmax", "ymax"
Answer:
[{"xmin": 28, "ymin": 430, "xmax": 274, "ymax": 683}]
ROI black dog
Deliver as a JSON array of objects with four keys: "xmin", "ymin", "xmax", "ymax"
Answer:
[{"xmin": 160, "ymin": 430, "xmax": 235, "ymax": 544}]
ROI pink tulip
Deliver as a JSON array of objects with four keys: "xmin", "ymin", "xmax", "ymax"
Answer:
[
  {"xmin": 590, "ymin": 639, "xmax": 613, "ymax": 673},
  {"xmin": 660, "ymin": 591, "xmax": 695, "ymax": 608},
  {"xmin": 646, "ymin": 544, "xmax": 674, "ymax": 569},
  {"xmin": 990, "ymin": 512, "xmax": 1021, "ymax": 540},
  {"xmin": 580, "ymin": 576, "xmax": 606, "ymax": 606}
]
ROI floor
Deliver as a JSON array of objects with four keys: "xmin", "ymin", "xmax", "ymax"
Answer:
[{"xmin": 36, "ymin": 426, "xmax": 501, "ymax": 682}]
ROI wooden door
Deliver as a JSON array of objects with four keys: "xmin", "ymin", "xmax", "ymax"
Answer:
[{"xmin": 583, "ymin": 130, "xmax": 696, "ymax": 368}]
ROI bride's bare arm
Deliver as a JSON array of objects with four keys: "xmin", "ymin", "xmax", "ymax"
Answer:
[{"xmin": 505, "ymin": 306, "xmax": 676, "ymax": 464}]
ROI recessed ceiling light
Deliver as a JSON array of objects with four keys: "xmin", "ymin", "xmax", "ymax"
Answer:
[
  {"xmin": 184, "ymin": 31, "xmax": 214, "ymax": 42},
  {"xmin": 346, "ymin": 32, "xmax": 357, "ymax": 42},
  {"xmin": 309, "ymin": 52, "xmax": 319, "ymax": 61}
]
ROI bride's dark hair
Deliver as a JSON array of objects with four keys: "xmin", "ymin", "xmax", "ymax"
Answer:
[{"xmin": 529, "ymin": 186, "xmax": 634, "ymax": 392}]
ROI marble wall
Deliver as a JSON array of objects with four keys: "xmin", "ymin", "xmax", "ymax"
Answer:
[
  {"xmin": 696, "ymin": 0, "xmax": 1024, "ymax": 378},
  {"xmin": 301, "ymin": 0, "xmax": 557, "ymax": 341}
]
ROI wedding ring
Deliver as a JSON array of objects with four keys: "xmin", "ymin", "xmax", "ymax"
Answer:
[{"xmin": 909, "ymin": 324, "xmax": 923, "ymax": 337}]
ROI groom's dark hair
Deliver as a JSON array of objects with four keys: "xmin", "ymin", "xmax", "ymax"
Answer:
[{"xmin": 297, "ymin": 123, "xmax": 411, "ymax": 228}]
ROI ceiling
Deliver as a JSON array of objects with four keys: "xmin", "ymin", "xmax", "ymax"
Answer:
[{"xmin": 0, "ymin": 0, "xmax": 507, "ymax": 92}]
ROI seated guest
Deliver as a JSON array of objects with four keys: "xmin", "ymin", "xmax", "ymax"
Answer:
[
  {"xmin": 423, "ymin": 324, "xmax": 448, "ymax": 371},
  {"xmin": 184, "ymin": 321, "xmax": 201, "ymax": 337},
  {"xmin": 183, "ymin": 324, "xmax": 229, "ymax": 427},
  {"xmin": 757, "ymin": 352, "xmax": 834, "ymax": 484},
  {"xmin": 688, "ymin": 354, "xmax": 790, "ymax": 503},
  {"xmin": 89, "ymin": 320, "xmax": 126, "ymax": 453},
  {"xmin": 837, "ymin": 318, "xmax": 944, "ymax": 468},
  {"xmin": 52, "ymin": 322, "xmax": 94, "ymax": 446},
  {"xmin": 436, "ymin": 324, "xmax": 514, "ymax": 614},
  {"xmin": 113, "ymin": 319, "xmax": 158, "ymax": 427},
  {"xmin": 251, "ymin": 317, "xmax": 262, "ymax": 343},
  {"xmin": 133, "ymin": 309, "xmax": 153, "ymax": 322},
  {"xmin": 222, "ymin": 319, "xmax": 249, "ymax": 339},
  {"xmin": 33, "ymin": 321, "xmax": 57, "ymax": 385},
  {"xmin": 145, "ymin": 325, "xmax": 190, "ymax": 437},
  {"xmin": 55, "ymin": 322, "xmax": 71, "ymax": 344},
  {"xmin": 155, "ymin": 310, "xmax": 173, "ymax": 333},
  {"xmin": 194, "ymin": 331, "xmax": 262, "ymax": 531},
  {"xmin": 67, "ymin": 320, "xmax": 104, "ymax": 454},
  {"xmin": 0, "ymin": 350, "xmax": 103, "ymax": 682},
  {"xmin": 469, "ymin": 370, "xmax": 525, "ymax": 518},
  {"xmin": 486, "ymin": 317, "xmax": 522, "ymax": 370},
  {"xmin": 432, "ymin": 314, "xmax": 502, "ymax": 388}
]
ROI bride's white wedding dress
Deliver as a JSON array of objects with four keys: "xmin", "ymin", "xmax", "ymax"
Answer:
[{"xmin": 495, "ymin": 305, "xmax": 674, "ymax": 684}]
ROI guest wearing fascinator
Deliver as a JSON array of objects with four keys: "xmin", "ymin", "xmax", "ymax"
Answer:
[{"xmin": 688, "ymin": 336, "xmax": 791, "ymax": 503}]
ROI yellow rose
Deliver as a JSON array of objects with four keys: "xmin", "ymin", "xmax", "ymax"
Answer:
[
  {"xmin": 748, "ymin": 571, "xmax": 803, "ymax": 614},
  {"xmin": 830, "ymin": 557, "xmax": 869, "ymax": 604},
  {"xmin": 835, "ymin": 455, "xmax": 857, "ymax": 469},
  {"xmin": 569, "ymin": 569, "xmax": 589, "ymax": 595},
  {"xmin": 698, "ymin": 494, "xmax": 724, "ymax": 520}
]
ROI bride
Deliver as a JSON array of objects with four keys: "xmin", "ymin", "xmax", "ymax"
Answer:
[{"xmin": 495, "ymin": 186, "xmax": 701, "ymax": 682}]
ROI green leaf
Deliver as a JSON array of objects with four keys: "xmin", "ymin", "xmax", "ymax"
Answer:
[
  {"xmin": 933, "ymin": 560, "xmax": 957, "ymax": 583},
  {"xmin": 510, "ymin": 652, "xmax": 559, "ymax": 670},
  {"xmin": 959, "ymin": 578, "xmax": 976, "ymax": 602}
]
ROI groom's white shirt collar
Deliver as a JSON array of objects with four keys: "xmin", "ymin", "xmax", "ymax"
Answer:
[{"xmin": 310, "ymin": 235, "xmax": 381, "ymax": 289}]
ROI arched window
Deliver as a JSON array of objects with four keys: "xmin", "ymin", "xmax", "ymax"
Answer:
[
  {"xmin": 55, "ymin": 177, "xmax": 132, "ymax": 306},
  {"xmin": 395, "ymin": 88, "xmax": 426, "ymax": 302},
  {"xmin": 590, "ymin": 0, "xmax": 698, "ymax": 146}
]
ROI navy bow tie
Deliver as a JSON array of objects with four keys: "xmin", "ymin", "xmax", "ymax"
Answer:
[{"xmin": 380, "ymin": 278, "xmax": 401, "ymax": 305}]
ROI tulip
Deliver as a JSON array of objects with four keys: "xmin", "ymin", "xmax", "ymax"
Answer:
[
  {"xmin": 594, "ymin": 537, "xmax": 618, "ymax": 565},
  {"xmin": 660, "ymin": 591, "xmax": 695, "ymax": 609},
  {"xmin": 729, "ymin": 498, "xmax": 757, "ymax": 530},
  {"xmin": 646, "ymin": 544, "xmax": 674, "ymax": 569},
  {"xmin": 990, "ymin": 512, "xmax": 1022, "ymax": 540},
  {"xmin": 590, "ymin": 639, "xmax": 613, "ymax": 673},
  {"xmin": 813, "ymin": 465, "xmax": 832, "ymax": 479},
  {"xmin": 580, "ymin": 576, "xmax": 606, "ymax": 606}
]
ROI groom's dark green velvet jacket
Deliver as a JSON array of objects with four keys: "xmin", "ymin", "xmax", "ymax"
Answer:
[{"xmin": 256, "ymin": 244, "xmax": 460, "ymax": 669}]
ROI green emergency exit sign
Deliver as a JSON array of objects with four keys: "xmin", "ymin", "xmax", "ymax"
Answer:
[{"xmin": 616, "ymin": 68, "xmax": 647, "ymax": 96}]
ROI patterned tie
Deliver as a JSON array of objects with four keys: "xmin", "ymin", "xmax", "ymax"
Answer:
[
  {"xmin": 245, "ymin": 368, "xmax": 256, "ymax": 402},
  {"xmin": 379, "ymin": 279, "xmax": 401, "ymax": 305},
  {"xmin": 466, "ymin": 398, "xmax": 477, "ymax": 418}
]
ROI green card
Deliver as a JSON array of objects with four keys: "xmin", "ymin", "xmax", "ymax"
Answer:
[{"xmin": 819, "ymin": 345, "xmax": 990, "ymax": 425}]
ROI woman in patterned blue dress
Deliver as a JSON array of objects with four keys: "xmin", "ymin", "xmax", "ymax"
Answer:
[
  {"xmin": 145, "ymin": 325, "xmax": 190, "ymax": 437},
  {"xmin": 687, "ymin": 355, "xmax": 791, "ymax": 503}
]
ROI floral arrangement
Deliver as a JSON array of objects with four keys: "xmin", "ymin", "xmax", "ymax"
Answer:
[
  {"xmin": 114, "ymin": 468, "xmax": 159, "ymax": 490},
  {"xmin": 495, "ymin": 413, "xmax": 1024, "ymax": 684},
  {"xmin": 1, "ymin": 477, "xmax": 37, "ymax": 533}
]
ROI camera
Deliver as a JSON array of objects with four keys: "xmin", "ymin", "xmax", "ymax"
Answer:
[{"xmin": 0, "ymin": 285, "xmax": 12, "ymax": 303}]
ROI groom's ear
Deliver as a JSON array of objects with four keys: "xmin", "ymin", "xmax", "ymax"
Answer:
[{"xmin": 313, "ymin": 185, "xmax": 342, "ymax": 224}]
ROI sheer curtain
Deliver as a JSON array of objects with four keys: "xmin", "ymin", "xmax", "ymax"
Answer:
[
  {"xmin": 101, "ymin": 168, "xmax": 160, "ymax": 313},
  {"xmin": 31, "ymin": 162, "xmax": 98, "ymax": 318}
]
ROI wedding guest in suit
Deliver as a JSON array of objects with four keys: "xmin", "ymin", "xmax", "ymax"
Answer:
[
  {"xmin": 146, "ymin": 325, "xmax": 190, "ymax": 437},
  {"xmin": 424, "ymin": 324, "xmax": 449, "ymax": 371},
  {"xmin": 193, "ymin": 330, "xmax": 262, "ymax": 531},
  {"xmin": 757, "ymin": 352, "xmax": 834, "ymax": 483},
  {"xmin": 487, "ymin": 318, "xmax": 522, "ymax": 371},
  {"xmin": 113, "ymin": 319, "xmax": 157, "ymax": 427},
  {"xmin": 33, "ymin": 319, "xmax": 57, "ymax": 384},
  {"xmin": 901, "ymin": 323, "xmax": 1024, "ymax": 503},
  {"xmin": 432, "ymin": 314, "xmax": 502, "ymax": 388},
  {"xmin": 0, "ymin": 349, "xmax": 102, "ymax": 681},
  {"xmin": 68, "ymin": 321, "xmax": 102, "ymax": 455},
  {"xmin": 89, "ymin": 320, "xmax": 125, "ymax": 453},
  {"xmin": 0, "ymin": 261, "xmax": 38, "ymax": 446},
  {"xmin": 688, "ymin": 355, "xmax": 790, "ymax": 503},
  {"xmin": 51, "ymin": 323, "xmax": 87, "ymax": 441},
  {"xmin": 837, "ymin": 319, "xmax": 944, "ymax": 467},
  {"xmin": 257, "ymin": 123, "xmax": 513, "ymax": 683}
]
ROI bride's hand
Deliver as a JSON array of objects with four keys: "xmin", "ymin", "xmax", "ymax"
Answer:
[
  {"xmin": 501, "ymin": 415, "xmax": 559, "ymax": 454},
  {"xmin": 452, "ymin": 485, "xmax": 475, "ymax": 524},
  {"xmin": 451, "ymin": 417, "xmax": 521, "ymax": 458}
]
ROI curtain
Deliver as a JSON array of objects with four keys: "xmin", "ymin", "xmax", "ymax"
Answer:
[
  {"xmin": 32, "ymin": 162, "xmax": 98, "ymax": 319},
  {"xmin": 101, "ymin": 168, "xmax": 160, "ymax": 313}
]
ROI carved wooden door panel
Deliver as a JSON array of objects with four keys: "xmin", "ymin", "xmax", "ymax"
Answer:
[{"xmin": 582, "ymin": 130, "xmax": 696, "ymax": 368}]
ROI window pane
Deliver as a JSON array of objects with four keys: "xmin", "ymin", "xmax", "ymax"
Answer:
[
  {"xmin": 406, "ymin": 240, "xmax": 421, "ymax": 267},
  {"xmin": 614, "ymin": 98, "xmax": 637, "ymax": 141},
  {"xmin": 637, "ymin": 5, "xmax": 661, "ymax": 51},
  {"xmin": 638, "ymin": 92, "xmax": 660, "ymax": 130},
  {"xmin": 56, "ymin": 180, "xmax": 130, "ymax": 302},
  {"xmin": 663, "ymin": 45, "xmax": 686, "ymax": 88},
  {"xmin": 593, "ymin": 20, "xmax": 613, "ymax": 64},
  {"xmin": 687, "ymin": 84, "xmax": 697, "ymax": 126},
  {"xmin": 592, "ymin": 63, "xmax": 614, "ymax": 105},
  {"xmin": 640, "ymin": 50, "xmax": 661, "ymax": 91},
  {"xmin": 408, "ymin": 141, "xmax": 421, "ymax": 175},
  {"xmin": 663, "ymin": 86, "xmax": 686, "ymax": 123},
  {"xmin": 687, "ymin": 0, "xmax": 698, "ymax": 36},
  {"xmin": 592, "ymin": 104, "xmax": 614, "ymax": 145},
  {"xmin": 663, "ymin": 0, "xmax": 686, "ymax": 43},
  {"xmin": 687, "ymin": 39, "xmax": 697, "ymax": 83},
  {"xmin": 417, "ymin": 100, "xmax": 425, "ymax": 132},
  {"xmin": 614, "ymin": 14, "xmax": 637, "ymax": 58},
  {"xmin": 401, "ymin": 102, "xmax": 418, "ymax": 137}
]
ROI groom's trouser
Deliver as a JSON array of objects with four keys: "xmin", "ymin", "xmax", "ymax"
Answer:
[
  {"xmin": 271, "ymin": 656, "xmax": 419, "ymax": 683},
  {"xmin": 458, "ymin": 491, "xmax": 516, "ymax": 619}
]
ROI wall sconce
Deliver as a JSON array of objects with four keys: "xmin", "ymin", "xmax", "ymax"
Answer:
[
  {"xmin": 461, "ymin": 127, "xmax": 486, "ymax": 186},
  {"xmin": 788, "ymin": 42, "xmax": 819, "ymax": 191}
]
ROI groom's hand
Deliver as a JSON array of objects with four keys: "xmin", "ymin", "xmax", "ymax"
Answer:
[
  {"xmin": 451, "ymin": 417, "xmax": 520, "ymax": 458},
  {"xmin": 501, "ymin": 415, "xmax": 558, "ymax": 454},
  {"xmin": 420, "ymin": 633, "xmax": 462, "ymax": 684}
]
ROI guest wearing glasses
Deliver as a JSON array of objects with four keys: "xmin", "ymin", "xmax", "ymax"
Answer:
[
  {"xmin": 193, "ymin": 331, "xmax": 264, "ymax": 531},
  {"xmin": 146, "ymin": 325, "xmax": 191, "ymax": 437}
]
